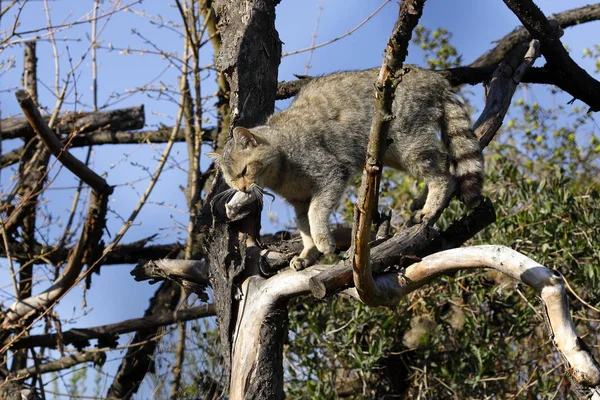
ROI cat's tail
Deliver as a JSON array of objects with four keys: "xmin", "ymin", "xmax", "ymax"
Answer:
[{"xmin": 441, "ymin": 95, "xmax": 484, "ymax": 208}]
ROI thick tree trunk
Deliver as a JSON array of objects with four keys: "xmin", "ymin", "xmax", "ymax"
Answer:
[{"xmin": 208, "ymin": 0, "xmax": 282, "ymax": 397}]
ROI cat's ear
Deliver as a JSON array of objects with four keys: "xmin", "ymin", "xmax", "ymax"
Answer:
[
  {"xmin": 205, "ymin": 151, "xmax": 221, "ymax": 164},
  {"xmin": 233, "ymin": 126, "xmax": 259, "ymax": 148},
  {"xmin": 205, "ymin": 151, "xmax": 221, "ymax": 160}
]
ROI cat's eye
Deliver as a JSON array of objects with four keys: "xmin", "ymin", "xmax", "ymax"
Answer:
[{"xmin": 241, "ymin": 165, "xmax": 248, "ymax": 177}]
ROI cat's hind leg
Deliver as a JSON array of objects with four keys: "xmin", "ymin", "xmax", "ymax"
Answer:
[{"xmin": 406, "ymin": 150, "xmax": 455, "ymax": 226}]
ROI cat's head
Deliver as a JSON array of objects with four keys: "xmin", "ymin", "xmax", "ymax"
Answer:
[{"xmin": 208, "ymin": 126, "xmax": 279, "ymax": 193}]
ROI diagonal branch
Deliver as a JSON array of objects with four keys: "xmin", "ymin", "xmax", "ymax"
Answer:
[
  {"xmin": 352, "ymin": 0, "xmax": 426, "ymax": 305},
  {"xmin": 1, "ymin": 93, "xmax": 111, "ymax": 343},
  {"xmin": 475, "ymin": 39, "xmax": 541, "ymax": 147},
  {"xmin": 502, "ymin": 0, "xmax": 600, "ymax": 112},
  {"xmin": 15, "ymin": 90, "xmax": 113, "ymax": 194},
  {"xmin": 470, "ymin": 3, "xmax": 600, "ymax": 68}
]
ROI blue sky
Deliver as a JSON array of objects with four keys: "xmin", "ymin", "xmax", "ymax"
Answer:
[{"xmin": 0, "ymin": 0, "xmax": 599, "ymax": 397}]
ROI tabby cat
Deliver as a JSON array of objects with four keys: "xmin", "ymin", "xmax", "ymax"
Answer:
[{"xmin": 211, "ymin": 66, "xmax": 483, "ymax": 270}]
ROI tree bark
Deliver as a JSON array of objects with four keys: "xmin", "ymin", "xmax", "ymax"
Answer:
[
  {"xmin": 7, "ymin": 303, "xmax": 214, "ymax": 351},
  {"xmin": 209, "ymin": 0, "xmax": 282, "ymax": 397},
  {"xmin": 1, "ymin": 105, "xmax": 145, "ymax": 140}
]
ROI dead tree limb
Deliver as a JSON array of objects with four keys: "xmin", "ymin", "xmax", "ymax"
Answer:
[
  {"xmin": 310, "ymin": 198, "xmax": 496, "ymax": 298},
  {"xmin": 7, "ymin": 303, "xmax": 215, "ymax": 351},
  {"xmin": 502, "ymin": 0, "xmax": 600, "ymax": 112},
  {"xmin": 352, "ymin": 0, "xmax": 425, "ymax": 305},
  {"xmin": 1, "ymin": 105, "xmax": 145, "ymax": 141},
  {"xmin": 14, "ymin": 352, "xmax": 106, "ymax": 378},
  {"xmin": 342, "ymin": 246, "xmax": 600, "ymax": 393},
  {"xmin": 131, "ymin": 259, "xmax": 209, "ymax": 300},
  {"xmin": 1, "ymin": 92, "xmax": 111, "ymax": 337},
  {"xmin": 14, "ymin": 90, "xmax": 113, "ymax": 194},
  {"xmin": 475, "ymin": 39, "xmax": 541, "ymax": 147},
  {"xmin": 470, "ymin": 3, "xmax": 600, "ymax": 68}
]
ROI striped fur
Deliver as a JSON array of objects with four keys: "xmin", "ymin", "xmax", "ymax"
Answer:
[{"xmin": 217, "ymin": 66, "xmax": 484, "ymax": 269}]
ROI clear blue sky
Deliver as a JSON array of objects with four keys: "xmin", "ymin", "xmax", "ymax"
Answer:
[{"xmin": 0, "ymin": 0, "xmax": 598, "ymax": 397}]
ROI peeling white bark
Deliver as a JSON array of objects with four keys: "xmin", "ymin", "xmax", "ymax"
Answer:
[
  {"xmin": 343, "ymin": 245, "xmax": 600, "ymax": 387},
  {"xmin": 229, "ymin": 266, "xmax": 326, "ymax": 398}
]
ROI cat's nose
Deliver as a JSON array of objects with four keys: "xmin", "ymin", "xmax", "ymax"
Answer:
[{"xmin": 239, "ymin": 185, "xmax": 247, "ymax": 193}]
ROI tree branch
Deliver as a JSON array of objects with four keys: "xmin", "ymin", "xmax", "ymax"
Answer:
[
  {"xmin": 502, "ymin": 0, "xmax": 600, "ymax": 111},
  {"xmin": 14, "ymin": 90, "xmax": 113, "ymax": 194},
  {"xmin": 131, "ymin": 259, "xmax": 209, "ymax": 301},
  {"xmin": 470, "ymin": 3, "xmax": 600, "ymax": 68},
  {"xmin": 310, "ymin": 197, "xmax": 496, "ymax": 299},
  {"xmin": 7, "ymin": 303, "xmax": 214, "ymax": 351},
  {"xmin": 475, "ymin": 39, "xmax": 541, "ymax": 147},
  {"xmin": 352, "ymin": 0, "xmax": 426, "ymax": 305},
  {"xmin": 348, "ymin": 246, "xmax": 600, "ymax": 390},
  {"xmin": 1, "ymin": 105, "xmax": 145, "ymax": 141},
  {"xmin": 14, "ymin": 352, "xmax": 106, "ymax": 378}
]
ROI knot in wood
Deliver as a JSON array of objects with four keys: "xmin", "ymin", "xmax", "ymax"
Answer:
[{"xmin": 366, "ymin": 163, "xmax": 381, "ymax": 173}]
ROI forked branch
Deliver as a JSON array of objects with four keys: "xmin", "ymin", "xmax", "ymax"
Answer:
[{"xmin": 503, "ymin": 0, "xmax": 600, "ymax": 112}]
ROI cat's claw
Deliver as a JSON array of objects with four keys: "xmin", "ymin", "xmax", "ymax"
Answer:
[
  {"xmin": 410, "ymin": 210, "xmax": 436, "ymax": 226},
  {"xmin": 290, "ymin": 256, "xmax": 314, "ymax": 271}
]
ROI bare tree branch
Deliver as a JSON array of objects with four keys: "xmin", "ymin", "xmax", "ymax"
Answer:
[
  {"xmin": 14, "ymin": 90, "xmax": 113, "ymax": 194},
  {"xmin": 310, "ymin": 198, "xmax": 496, "ymax": 299},
  {"xmin": 1, "ymin": 105, "xmax": 145, "ymax": 141},
  {"xmin": 345, "ymin": 246, "xmax": 600, "ymax": 390},
  {"xmin": 7, "ymin": 303, "xmax": 215, "ymax": 351},
  {"xmin": 352, "ymin": 0, "xmax": 426, "ymax": 305},
  {"xmin": 475, "ymin": 39, "xmax": 541, "ymax": 147},
  {"xmin": 14, "ymin": 352, "xmax": 106, "ymax": 378},
  {"xmin": 502, "ymin": 0, "xmax": 600, "ymax": 112},
  {"xmin": 471, "ymin": 3, "xmax": 600, "ymax": 68}
]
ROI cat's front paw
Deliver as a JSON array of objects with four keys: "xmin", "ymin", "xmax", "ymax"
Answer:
[
  {"xmin": 290, "ymin": 256, "xmax": 314, "ymax": 271},
  {"xmin": 314, "ymin": 233, "xmax": 335, "ymax": 254}
]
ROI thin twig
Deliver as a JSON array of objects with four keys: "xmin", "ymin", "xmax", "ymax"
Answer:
[
  {"xmin": 282, "ymin": 0, "xmax": 391, "ymax": 57},
  {"xmin": 303, "ymin": 0, "xmax": 325, "ymax": 75},
  {"xmin": 169, "ymin": 318, "xmax": 187, "ymax": 400},
  {"xmin": 0, "ymin": 213, "xmax": 19, "ymax": 297}
]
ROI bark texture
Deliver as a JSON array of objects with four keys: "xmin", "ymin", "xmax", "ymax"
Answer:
[
  {"xmin": 213, "ymin": 0, "xmax": 281, "ymax": 128},
  {"xmin": 208, "ymin": 0, "xmax": 283, "ymax": 396},
  {"xmin": 1, "ymin": 105, "xmax": 145, "ymax": 140},
  {"xmin": 352, "ymin": 0, "xmax": 426, "ymax": 305}
]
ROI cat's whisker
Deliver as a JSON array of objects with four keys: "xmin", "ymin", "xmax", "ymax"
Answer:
[
  {"xmin": 249, "ymin": 184, "xmax": 265, "ymax": 206},
  {"xmin": 212, "ymin": 187, "xmax": 237, "ymax": 203}
]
